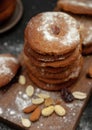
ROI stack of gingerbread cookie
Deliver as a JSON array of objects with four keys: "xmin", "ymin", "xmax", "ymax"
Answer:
[
  {"xmin": 55, "ymin": 0, "xmax": 92, "ymax": 55},
  {"xmin": 23, "ymin": 12, "xmax": 83, "ymax": 91}
]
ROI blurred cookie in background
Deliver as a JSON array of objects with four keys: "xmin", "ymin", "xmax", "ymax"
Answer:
[
  {"xmin": 0, "ymin": 53, "xmax": 20, "ymax": 88},
  {"xmin": 73, "ymin": 15, "xmax": 92, "ymax": 55},
  {"xmin": 0, "ymin": 0, "xmax": 17, "ymax": 24},
  {"xmin": 54, "ymin": 0, "xmax": 92, "ymax": 55},
  {"xmin": 54, "ymin": 0, "xmax": 92, "ymax": 15}
]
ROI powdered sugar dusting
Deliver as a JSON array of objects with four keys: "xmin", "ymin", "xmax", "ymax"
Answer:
[
  {"xmin": 0, "ymin": 64, "xmax": 12, "ymax": 76},
  {"xmin": 0, "ymin": 56, "xmax": 18, "ymax": 75},
  {"xmin": 15, "ymin": 91, "xmax": 32, "ymax": 111},
  {"xmin": 68, "ymin": 0, "xmax": 92, "ymax": 8},
  {"xmin": 37, "ymin": 13, "xmax": 59, "ymax": 41},
  {"xmin": 37, "ymin": 12, "xmax": 80, "ymax": 46},
  {"xmin": 5, "ymin": 108, "xmax": 22, "ymax": 121}
]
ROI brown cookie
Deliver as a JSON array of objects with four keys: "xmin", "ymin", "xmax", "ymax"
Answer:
[
  {"xmin": 24, "ymin": 55, "xmax": 71, "ymax": 80},
  {"xmin": 22, "ymin": 52, "xmax": 71, "ymax": 73},
  {"xmin": 24, "ymin": 41, "xmax": 74, "ymax": 62},
  {"xmin": 35, "ymin": 62, "xmax": 82, "ymax": 84},
  {"xmin": 24, "ymin": 55, "xmax": 69, "ymax": 74},
  {"xmin": 27, "ymin": 72, "xmax": 78, "ymax": 91},
  {"xmin": 25, "ymin": 12, "xmax": 80, "ymax": 55},
  {"xmin": 55, "ymin": 0, "xmax": 92, "ymax": 15},
  {"xmin": 66, "ymin": 14, "xmax": 92, "ymax": 55},
  {"xmin": 37, "ymin": 56, "xmax": 83, "ymax": 84},
  {"xmin": 23, "ymin": 54, "xmax": 70, "ymax": 78},
  {"xmin": 24, "ymin": 45, "xmax": 81, "ymax": 68},
  {"xmin": 24, "ymin": 54, "xmax": 83, "ymax": 80},
  {"xmin": 0, "ymin": 54, "xmax": 20, "ymax": 87},
  {"xmin": 0, "ymin": 0, "xmax": 16, "ymax": 23},
  {"xmin": 76, "ymin": 15, "xmax": 92, "ymax": 55}
]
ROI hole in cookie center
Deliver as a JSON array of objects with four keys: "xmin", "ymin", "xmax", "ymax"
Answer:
[{"xmin": 51, "ymin": 25, "xmax": 60, "ymax": 35}]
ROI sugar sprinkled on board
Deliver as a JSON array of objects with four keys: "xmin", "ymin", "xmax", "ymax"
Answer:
[
  {"xmin": 5, "ymin": 107, "xmax": 22, "ymax": 121},
  {"xmin": 66, "ymin": 101, "xmax": 83, "ymax": 109},
  {"xmin": 15, "ymin": 91, "xmax": 32, "ymax": 111},
  {"xmin": 10, "ymin": 110, "xmax": 16, "ymax": 115},
  {"xmin": 2, "ymin": 41, "xmax": 23, "ymax": 55}
]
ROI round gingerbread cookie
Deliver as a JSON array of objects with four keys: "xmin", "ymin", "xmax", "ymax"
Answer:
[
  {"xmin": 24, "ymin": 42, "xmax": 74, "ymax": 62},
  {"xmin": 37, "ymin": 56, "xmax": 83, "ymax": 84},
  {"xmin": 55, "ymin": 0, "xmax": 92, "ymax": 15},
  {"xmin": 68, "ymin": 14, "xmax": 92, "ymax": 55},
  {"xmin": 25, "ymin": 45, "xmax": 80, "ymax": 68},
  {"xmin": 0, "ymin": 54, "xmax": 20, "ymax": 87},
  {"xmin": 25, "ymin": 12, "xmax": 80, "ymax": 55},
  {"xmin": 24, "ymin": 55, "xmax": 71, "ymax": 79},
  {"xmin": 28, "ymin": 72, "xmax": 78, "ymax": 91},
  {"xmin": 23, "ymin": 54, "xmax": 69, "ymax": 73},
  {"xmin": 24, "ymin": 54, "xmax": 82, "ymax": 80},
  {"xmin": 76, "ymin": 15, "xmax": 92, "ymax": 55}
]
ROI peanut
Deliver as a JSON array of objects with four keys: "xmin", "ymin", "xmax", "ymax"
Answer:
[
  {"xmin": 26, "ymin": 85, "xmax": 34, "ymax": 97},
  {"xmin": 42, "ymin": 106, "xmax": 54, "ymax": 117},
  {"xmin": 72, "ymin": 91, "xmax": 87, "ymax": 100},
  {"xmin": 19, "ymin": 75, "xmax": 26, "ymax": 85},
  {"xmin": 32, "ymin": 98, "xmax": 44, "ymax": 105},
  {"xmin": 37, "ymin": 93, "xmax": 50, "ymax": 99},
  {"xmin": 21, "ymin": 118, "xmax": 31, "ymax": 128},
  {"xmin": 54, "ymin": 105, "xmax": 66, "ymax": 116}
]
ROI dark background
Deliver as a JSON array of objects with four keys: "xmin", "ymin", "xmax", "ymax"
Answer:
[{"xmin": 0, "ymin": 0, "xmax": 92, "ymax": 130}]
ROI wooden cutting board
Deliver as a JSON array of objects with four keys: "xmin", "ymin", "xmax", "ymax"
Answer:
[{"xmin": 0, "ymin": 56, "xmax": 91, "ymax": 130}]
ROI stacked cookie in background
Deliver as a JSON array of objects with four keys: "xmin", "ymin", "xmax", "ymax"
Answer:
[
  {"xmin": 23, "ymin": 12, "xmax": 83, "ymax": 91},
  {"xmin": 55, "ymin": 0, "xmax": 92, "ymax": 55},
  {"xmin": 0, "ymin": 0, "xmax": 16, "ymax": 24}
]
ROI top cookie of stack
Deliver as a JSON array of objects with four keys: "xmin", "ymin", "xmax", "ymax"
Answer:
[
  {"xmin": 24, "ymin": 12, "xmax": 83, "ymax": 91},
  {"xmin": 55, "ymin": 0, "xmax": 92, "ymax": 55}
]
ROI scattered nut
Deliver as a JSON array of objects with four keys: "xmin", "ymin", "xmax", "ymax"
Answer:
[
  {"xmin": 23, "ymin": 104, "xmax": 38, "ymax": 114},
  {"xmin": 21, "ymin": 118, "xmax": 31, "ymax": 128},
  {"xmin": 54, "ymin": 105, "xmax": 66, "ymax": 116},
  {"xmin": 19, "ymin": 75, "xmax": 26, "ymax": 85},
  {"xmin": 30, "ymin": 107, "xmax": 41, "ymax": 122},
  {"xmin": 55, "ymin": 99, "xmax": 61, "ymax": 105},
  {"xmin": 87, "ymin": 66, "xmax": 92, "ymax": 78},
  {"xmin": 44, "ymin": 97, "xmax": 54, "ymax": 107},
  {"xmin": 42, "ymin": 106, "xmax": 54, "ymax": 117},
  {"xmin": 72, "ymin": 91, "xmax": 87, "ymax": 100},
  {"xmin": 32, "ymin": 98, "xmax": 44, "ymax": 105},
  {"xmin": 37, "ymin": 93, "xmax": 50, "ymax": 99},
  {"xmin": 26, "ymin": 85, "xmax": 34, "ymax": 97}
]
